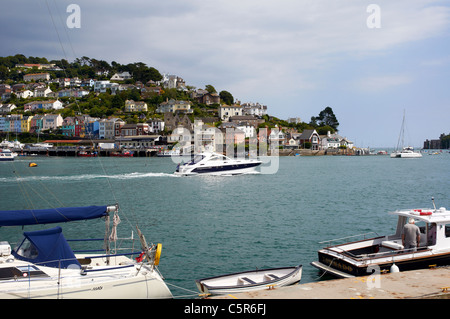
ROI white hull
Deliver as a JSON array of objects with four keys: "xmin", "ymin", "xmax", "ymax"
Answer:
[
  {"xmin": 175, "ymin": 164, "xmax": 260, "ymax": 176},
  {"xmin": 390, "ymin": 151, "xmax": 422, "ymax": 158},
  {"xmin": 175, "ymin": 152, "xmax": 261, "ymax": 176},
  {"xmin": 0, "ymin": 255, "xmax": 172, "ymax": 299},
  {"xmin": 196, "ymin": 265, "xmax": 302, "ymax": 295}
]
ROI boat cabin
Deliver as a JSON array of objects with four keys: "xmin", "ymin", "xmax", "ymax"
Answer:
[
  {"xmin": 313, "ymin": 206, "xmax": 450, "ymax": 277},
  {"xmin": 387, "ymin": 207, "xmax": 450, "ymax": 251}
]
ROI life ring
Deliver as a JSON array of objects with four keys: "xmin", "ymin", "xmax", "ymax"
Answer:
[
  {"xmin": 420, "ymin": 211, "xmax": 432, "ymax": 216},
  {"xmin": 154, "ymin": 243, "xmax": 162, "ymax": 266}
]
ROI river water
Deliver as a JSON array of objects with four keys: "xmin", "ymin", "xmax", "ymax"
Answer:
[{"xmin": 1, "ymin": 152, "xmax": 449, "ymax": 298}]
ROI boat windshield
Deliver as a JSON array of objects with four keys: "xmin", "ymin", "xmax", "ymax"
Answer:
[
  {"xmin": 15, "ymin": 238, "xmax": 39, "ymax": 260},
  {"xmin": 190, "ymin": 155, "xmax": 204, "ymax": 164}
]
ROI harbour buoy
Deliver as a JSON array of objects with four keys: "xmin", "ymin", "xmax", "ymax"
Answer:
[
  {"xmin": 28, "ymin": 162, "xmax": 37, "ymax": 167},
  {"xmin": 390, "ymin": 263, "xmax": 399, "ymax": 273}
]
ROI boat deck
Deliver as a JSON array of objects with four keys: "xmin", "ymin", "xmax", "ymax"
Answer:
[{"xmin": 210, "ymin": 266, "xmax": 450, "ymax": 299}]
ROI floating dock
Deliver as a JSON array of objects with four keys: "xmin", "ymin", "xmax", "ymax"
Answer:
[{"xmin": 210, "ymin": 267, "xmax": 450, "ymax": 299}]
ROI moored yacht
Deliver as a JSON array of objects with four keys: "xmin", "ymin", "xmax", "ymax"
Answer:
[
  {"xmin": 311, "ymin": 200, "xmax": 450, "ymax": 278},
  {"xmin": 390, "ymin": 146, "xmax": 422, "ymax": 158},
  {"xmin": 0, "ymin": 205, "xmax": 173, "ymax": 299},
  {"xmin": 174, "ymin": 152, "xmax": 261, "ymax": 176}
]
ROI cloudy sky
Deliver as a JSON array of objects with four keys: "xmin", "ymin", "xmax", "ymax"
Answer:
[{"xmin": 1, "ymin": 0, "xmax": 449, "ymax": 147}]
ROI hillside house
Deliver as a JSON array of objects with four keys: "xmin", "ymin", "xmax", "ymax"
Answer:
[
  {"xmin": 297, "ymin": 129, "xmax": 320, "ymax": 150},
  {"xmin": 218, "ymin": 104, "xmax": 242, "ymax": 121}
]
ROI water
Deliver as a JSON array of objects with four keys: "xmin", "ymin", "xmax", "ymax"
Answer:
[{"xmin": 1, "ymin": 153, "xmax": 449, "ymax": 298}]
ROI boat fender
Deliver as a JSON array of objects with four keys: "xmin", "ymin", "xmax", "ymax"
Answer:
[
  {"xmin": 154, "ymin": 243, "xmax": 162, "ymax": 266},
  {"xmin": 390, "ymin": 263, "xmax": 399, "ymax": 273}
]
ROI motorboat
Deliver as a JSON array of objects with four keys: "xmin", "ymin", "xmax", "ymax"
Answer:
[
  {"xmin": 0, "ymin": 139, "xmax": 24, "ymax": 151},
  {"xmin": 195, "ymin": 265, "xmax": 302, "ymax": 296},
  {"xmin": 78, "ymin": 151, "xmax": 98, "ymax": 157},
  {"xmin": 157, "ymin": 149, "xmax": 182, "ymax": 157},
  {"xmin": 311, "ymin": 200, "xmax": 450, "ymax": 278},
  {"xmin": 27, "ymin": 143, "xmax": 54, "ymax": 152},
  {"xmin": 110, "ymin": 151, "xmax": 133, "ymax": 157},
  {"xmin": 0, "ymin": 149, "xmax": 15, "ymax": 161},
  {"xmin": 0, "ymin": 205, "xmax": 172, "ymax": 299},
  {"xmin": 174, "ymin": 152, "xmax": 262, "ymax": 176},
  {"xmin": 390, "ymin": 146, "xmax": 422, "ymax": 158}
]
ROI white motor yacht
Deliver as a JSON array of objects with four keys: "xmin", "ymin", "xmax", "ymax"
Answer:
[
  {"xmin": 174, "ymin": 152, "xmax": 261, "ymax": 176},
  {"xmin": 311, "ymin": 199, "xmax": 450, "ymax": 278},
  {"xmin": 0, "ymin": 149, "xmax": 16, "ymax": 161}
]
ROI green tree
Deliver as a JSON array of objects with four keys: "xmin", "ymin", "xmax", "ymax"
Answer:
[
  {"xmin": 310, "ymin": 106, "xmax": 339, "ymax": 131},
  {"xmin": 219, "ymin": 90, "xmax": 234, "ymax": 105},
  {"xmin": 205, "ymin": 85, "xmax": 217, "ymax": 93}
]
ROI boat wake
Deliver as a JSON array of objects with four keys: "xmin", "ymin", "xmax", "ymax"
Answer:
[{"xmin": 1, "ymin": 172, "xmax": 178, "ymax": 183}]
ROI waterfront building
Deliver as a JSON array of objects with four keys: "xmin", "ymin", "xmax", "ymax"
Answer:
[
  {"xmin": 147, "ymin": 118, "xmax": 165, "ymax": 133},
  {"xmin": 98, "ymin": 118, "xmax": 124, "ymax": 139},
  {"xmin": 42, "ymin": 114, "xmax": 63, "ymax": 131},
  {"xmin": 297, "ymin": 129, "xmax": 321, "ymax": 150}
]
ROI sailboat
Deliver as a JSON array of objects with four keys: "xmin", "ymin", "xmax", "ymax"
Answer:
[
  {"xmin": 390, "ymin": 111, "xmax": 422, "ymax": 158},
  {"xmin": 0, "ymin": 205, "xmax": 173, "ymax": 299}
]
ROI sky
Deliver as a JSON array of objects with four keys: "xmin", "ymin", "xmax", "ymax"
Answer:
[{"xmin": 1, "ymin": 0, "xmax": 449, "ymax": 147}]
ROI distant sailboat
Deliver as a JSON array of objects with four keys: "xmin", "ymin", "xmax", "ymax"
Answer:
[{"xmin": 390, "ymin": 111, "xmax": 422, "ymax": 158}]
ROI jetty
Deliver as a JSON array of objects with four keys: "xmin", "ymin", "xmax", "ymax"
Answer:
[{"xmin": 210, "ymin": 266, "xmax": 450, "ymax": 299}]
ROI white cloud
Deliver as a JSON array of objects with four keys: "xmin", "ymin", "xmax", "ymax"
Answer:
[{"xmin": 356, "ymin": 74, "xmax": 413, "ymax": 92}]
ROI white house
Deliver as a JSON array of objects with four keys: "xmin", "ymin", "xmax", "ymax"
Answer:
[
  {"xmin": 321, "ymin": 131, "xmax": 354, "ymax": 150},
  {"xmin": 110, "ymin": 71, "xmax": 132, "ymax": 81},
  {"xmin": 147, "ymin": 118, "xmax": 165, "ymax": 133},
  {"xmin": 24, "ymin": 100, "xmax": 63, "ymax": 111},
  {"xmin": 34, "ymin": 86, "xmax": 52, "ymax": 98},
  {"xmin": 218, "ymin": 104, "xmax": 242, "ymax": 121},
  {"xmin": 0, "ymin": 104, "xmax": 17, "ymax": 114},
  {"xmin": 241, "ymin": 102, "xmax": 267, "ymax": 117},
  {"xmin": 236, "ymin": 123, "xmax": 256, "ymax": 138},
  {"xmin": 93, "ymin": 81, "xmax": 119, "ymax": 93},
  {"xmin": 16, "ymin": 90, "xmax": 34, "ymax": 99}
]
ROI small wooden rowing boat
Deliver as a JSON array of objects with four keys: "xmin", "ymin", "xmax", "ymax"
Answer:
[{"xmin": 195, "ymin": 265, "xmax": 302, "ymax": 295}]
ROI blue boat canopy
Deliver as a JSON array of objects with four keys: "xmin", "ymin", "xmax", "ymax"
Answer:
[
  {"xmin": 13, "ymin": 226, "xmax": 80, "ymax": 269},
  {"xmin": 0, "ymin": 206, "xmax": 109, "ymax": 227}
]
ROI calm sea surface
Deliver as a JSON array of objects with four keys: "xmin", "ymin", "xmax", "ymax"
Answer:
[{"xmin": 1, "ymin": 152, "xmax": 449, "ymax": 298}]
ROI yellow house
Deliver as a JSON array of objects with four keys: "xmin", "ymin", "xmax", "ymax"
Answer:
[{"xmin": 21, "ymin": 116, "xmax": 32, "ymax": 133}]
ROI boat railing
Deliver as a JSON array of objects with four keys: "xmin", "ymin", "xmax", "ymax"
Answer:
[
  {"xmin": 339, "ymin": 244, "xmax": 430, "ymax": 261},
  {"xmin": 319, "ymin": 232, "xmax": 380, "ymax": 247}
]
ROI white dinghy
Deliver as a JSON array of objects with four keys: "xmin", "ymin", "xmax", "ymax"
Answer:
[{"xmin": 195, "ymin": 265, "xmax": 302, "ymax": 296}]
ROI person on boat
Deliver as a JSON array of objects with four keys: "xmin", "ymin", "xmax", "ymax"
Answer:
[{"xmin": 402, "ymin": 218, "xmax": 421, "ymax": 251}]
